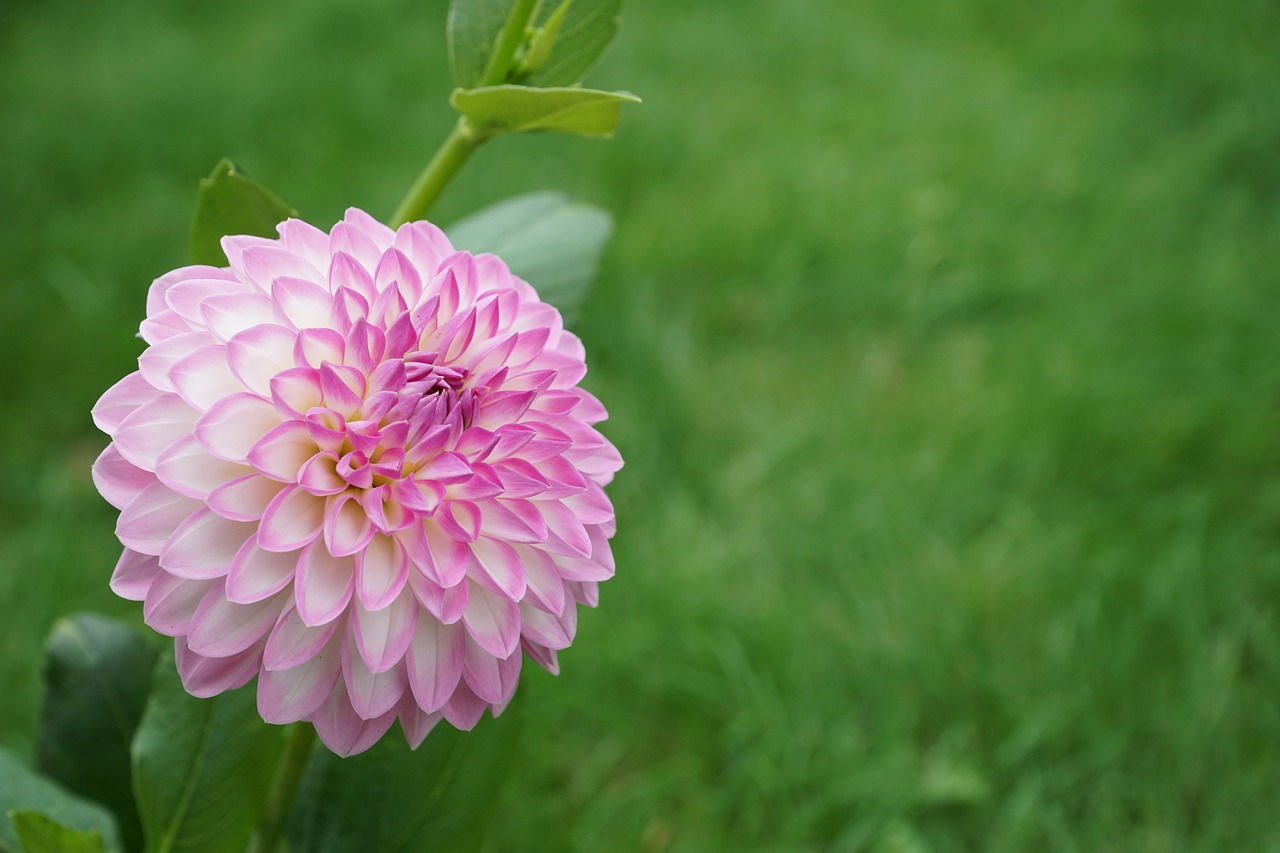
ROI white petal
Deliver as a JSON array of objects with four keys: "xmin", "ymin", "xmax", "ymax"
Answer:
[
  {"xmin": 154, "ymin": 435, "xmax": 249, "ymax": 499},
  {"xmin": 114, "ymin": 394, "xmax": 200, "ymax": 469},
  {"xmin": 160, "ymin": 507, "xmax": 255, "ymax": 579},
  {"xmin": 195, "ymin": 394, "xmax": 281, "ymax": 462},
  {"xmin": 352, "ymin": 593, "xmax": 417, "ymax": 673},
  {"xmin": 405, "ymin": 617, "xmax": 463, "ymax": 713},
  {"xmin": 294, "ymin": 540, "xmax": 354, "ymax": 626}
]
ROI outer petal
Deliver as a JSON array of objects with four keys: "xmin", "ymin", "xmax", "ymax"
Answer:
[
  {"xmin": 293, "ymin": 540, "xmax": 354, "ymax": 626},
  {"xmin": 263, "ymin": 606, "xmax": 341, "ymax": 671},
  {"xmin": 460, "ymin": 582, "xmax": 520, "ymax": 659},
  {"xmin": 160, "ymin": 508, "xmax": 255, "ymax": 580},
  {"xmin": 341, "ymin": 630, "xmax": 408, "ymax": 719},
  {"xmin": 93, "ymin": 444, "xmax": 156, "ymax": 510},
  {"xmin": 110, "ymin": 549, "xmax": 162, "ymax": 601},
  {"xmin": 405, "ymin": 617, "xmax": 464, "ymax": 713},
  {"xmin": 175, "ymin": 636, "xmax": 266, "ymax": 698},
  {"xmin": 310, "ymin": 681, "xmax": 399, "ymax": 757},
  {"xmin": 226, "ymin": 535, "xmax": 299, "ymax": 605},
  {"xmin": 258, "ymin": 631, "xmax": 342, "ymax": 723},
  {"xmin": 351, "ymin": 592, "xmax": 417, "ymax": 673},
  {"xmin": 116, "ymin": 481, "xmax": 202, "ymax": 556},
  {"xmin": 195, "ymin": 394, "xmax": 281, "ymax": 462},
  {"xmin": 92, "ymin": 372, "xmax": 160, "ymax": 435},
  {"xmin": 114, "ymin": 394, "xmax": 200, "ymax": 469},
  {"xmin": 154, "ymin": 436, "xmax": 248, "ymax": 500},
  {"xmin": 186, "ymin": 582, "xmax": 287, "ymax": 658}
]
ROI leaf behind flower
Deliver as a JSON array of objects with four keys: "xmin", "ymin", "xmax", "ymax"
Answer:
[
  {"xmin": 189, "ymin": 160, "xmax": 296, "ymax": 267},
  {"xmin": 36, "ymin": 615, "xmax": 157, "ymax": 853},
  {"xmin": 0, "ymin": 749, "xmax": 120, "ymax": 853},
  {"xmin": 447, "ymin": 192, "xmax": 614, "ymax": 325},
  {"xmin": 131, "ymin": 656, "xmax": 285, "ymax": 853}
]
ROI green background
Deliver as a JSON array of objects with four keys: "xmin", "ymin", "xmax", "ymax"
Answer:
[{"xmin": 2, "ymin": 0, "xmax": 1279, "ymax": 849}]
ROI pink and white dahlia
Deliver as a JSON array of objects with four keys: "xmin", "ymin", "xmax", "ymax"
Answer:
[{"xmin": 91, "ymin": 209, "xmax": 620, "ymax": 755}]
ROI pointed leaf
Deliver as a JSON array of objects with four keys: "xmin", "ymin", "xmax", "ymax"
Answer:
[
  {"xmin": 36, "ymin": 615, "xmax": 157, "ymax": 853},
  {"xmin": 0, "ymin": 749, "xmax": 120, "ymax": 853},
  {"xmin": 288, "ymin": 697, "xmax": 522, "ymax": 852},
  {"xmin": 446, "ymin": 0, "xmax": 519, "ymax": 88},
  {"xmin": 10, "ymin": 812, "xmax": 110, "ymax": 853},
  {"xmin": 451, "ymin": 85, "xmax": 639, "ymax": 139},
  {"xmin": 447, "ymin": 192, "xmax": 613, "ymax": 324},
  {"xmin": 189, "ymin": 160, "xmax": 297, "ymax": 267},
  {"xmin": 132, "ymin": 655, "xmax": 285, "ymax": 853},
  {"xmin": 522, "ymin": 0, "xmax": 622, "ymax": 86}
]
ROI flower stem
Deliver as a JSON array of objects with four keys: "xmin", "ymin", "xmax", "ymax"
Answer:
[
  {"xmin": 389, "ymin": 0, "xmax": 540, "ymax": 226},
  {"xmin": 389, "ymin": 117, "xmax": 484, "ymax": 227},
  {"xmin": 249, "ymin": 723, "xmax": 318, "ymax": 853}
]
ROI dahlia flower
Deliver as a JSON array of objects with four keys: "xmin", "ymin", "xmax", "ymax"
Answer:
[{"xmin": 91, "ymin": 209, "xmax": 620, "ymax": 755}]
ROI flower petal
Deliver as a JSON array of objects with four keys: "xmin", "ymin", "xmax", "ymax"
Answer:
[
  {"xmin": 258, "ymin": 631, "xmax": 342, "ymax": 723},
  {"xmin": 115, "ymin": 394, "xmax": 200, "ymax": 469},
  {"xmin": 170, "ymin": 344, "xmax": 244, "ymax": 410},
  {"xmin": 187, "ymin": 582, "xmax": 286, "ymax": 658},
  {"xmin": 259, "ymin": 485, "xmax": 325, "ymax": 552},
  {"xmin": 468, "ymin": 537, "xmax": 526, "ymax": 601},
  {"xmin": 117, "ymin": 481, "xmax": 202, "ymax": 556},
  {"xmin": 175, "ymin": 636, "xmax": 265, "ymax": 698},
  {"xmin": 93, "ymin": 444, "xmax": 156, "ymax": 510},
  {"xmin": 160, "ymin": 508, "xmax": 255, "ymax": 580},
  {"xmin": 92, "ymin": 371, "xmax": 160, "ymax": 435},
  {"xmin": 226, "ymin": 535, "xmax": 299, "ymax": 605},
  {"xmin": 341, "ymin": 629, "xmax": 407, "ymax": 719},
  {"xmin": 405, "ymin": 617, "xmax": 464, "ymax": 714},
  {"xmin": 310, "ymin": 680, "xmax": 398, "ymax": 757},
  {"xmin": 207, "ymin": 474, "xmax": 287, "ymax": 522},
  {"xmin": 143, "ymin": 574, "xmax": 215, "ymax": 637},
  {"xmin": 352, "ymin": 592, "xmax": 417, "ymax": 673},
  {"xmin": 226, "ymin": 324, "xmax": 298, "ymax": 396},
  {"xmin": 263, "ymin": 605, "xmax": 340, "ymax": 671},
  {"xmin": 154, "ymin": 435, "xmax": 249, "ymax": 499},
  {"xmin": 355, "ymin": 534, "xmax": 409, "ymax": 611},
  {"xmin": 110, "ymin": 548, "xmax": 162, "ymax": 601},
  {"xmin": 294, "ymin": 540, "xmax": 354, "ymax": 626},
  {"xmin": 195, "ymin": 393, "xmax": 281, "ymax": 462},
  {"xmin": 461, "ymin": 582, "xmax": 520, "ymax": 658}
]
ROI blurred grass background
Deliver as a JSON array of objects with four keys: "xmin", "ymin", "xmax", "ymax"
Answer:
[{"xmin": 3, "ymin": 0, "xmax": 1280, "ymax": 849}]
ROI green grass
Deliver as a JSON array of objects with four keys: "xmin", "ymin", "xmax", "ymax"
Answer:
[{"xmin": 3, "ymin": 0, "xmax": 1280, "ymax": 849}]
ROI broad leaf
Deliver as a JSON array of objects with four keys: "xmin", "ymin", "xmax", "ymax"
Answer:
[
  {"xmin": 452, "ymin": 85, "xmax": 639, "ymax": 139},
  {"xmin": 446, "ymin": 0, "xmax": 519, "ymax": 88},
  {"xmin": 10, "ymin": 812, "xmax": 110, "ymax": 853},
  {"xmin": 37, "ymin": 615, "xmax": 157, "ymax": 853},
  {"xmin": 189, "ymin": 159, "xmax": 295, "ymax": 267},
  {"xmin": 0, "ymin": 749, "xmax": 120, "ymax": 853},
  {"xmin": 447, "ymin": 192, "xmax": 614, "ymax": 324},
  {"xmin": 288, "ymin": 703, "xmax": 521, "ymax": 853},
  {"xmin": 132, "ymin": 658, "xmax": 285, "ymax": 853},
  {"xmin": 523, "ymin": 0, "xmax": 623, "ymax": 86}
]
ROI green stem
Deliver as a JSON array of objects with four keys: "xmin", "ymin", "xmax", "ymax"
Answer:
[
  {"xmin": 249, "ymin": 723, "xmax": 318, "ymax": 853},
  {"xmin": 481, "ymin": 0, "xmax": 540, "ymax": 87},
  {"xmin": 389, "ymin": 118, "xmax": 484, "ymax": 226}
]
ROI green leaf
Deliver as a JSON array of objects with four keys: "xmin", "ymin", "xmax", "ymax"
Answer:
[
  {"xmin": 447, "ymin": 192, "xmax": 614, "ymax": 324},
  {"xmin": 451, "ymin": 85, "xmax": 639, "ymax": 138},
  {"xmin": 0, "ymin": 749, "xmax": 120, "ymax": 853},
  {"xmin": 446, "ymin": 0, "xmax": 519, "ymax": 88},
  {"xmin": 36, "ymin": 615, "xmax": 157, "ymax": 853},
  {"xmin": 516, "ymin": 0, "xmax": 574, "ymax": 78},
  {"xmin": 10, "ymin": 812, "xmax": 110, "ymax": 853},
  {"xmin": 131, "ymin": 657, "xmax": 285, "ymax": 853},
  {"xmin": 189, "ymin": 159, "xmax": 296, "ymax": 267},
  {"xmin": 522, "ymin": 0, "xmax": 622, "ymax": 86},
  {"xmin": 288, "ymin": 704, "xmax": 522, "ymax": 853}
]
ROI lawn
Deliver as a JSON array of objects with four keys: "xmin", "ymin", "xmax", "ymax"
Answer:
[{"xmin": 2, "ymin": 0, "xmax": 1279, "ymax": 849}]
